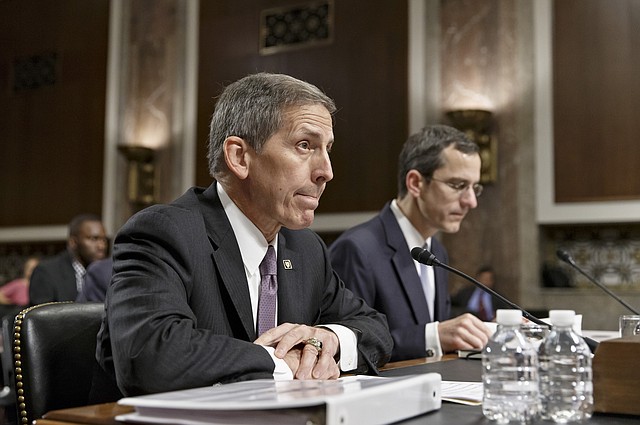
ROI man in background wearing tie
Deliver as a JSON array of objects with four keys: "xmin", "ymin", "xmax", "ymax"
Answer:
[
  {"xmin": 330, "ymin": 125, "xmax": 492, "ymax": 361},
  {"xmin": 96, "ymin": 73, "xmax": 393, "ymax": 397},
  {"xmin": 451, "ymin": 265, "xmax": 509, "ymax": 321}
]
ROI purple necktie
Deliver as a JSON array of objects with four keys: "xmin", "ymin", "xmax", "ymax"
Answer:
[{"xmin": 257, "ymin": 245, "xmax": 277, "ymax": 336}]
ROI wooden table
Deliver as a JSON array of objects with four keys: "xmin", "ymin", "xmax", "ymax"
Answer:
[
  {"xmin": 35, "ymin": 354, "xmax": 640, "ymax": 425},
  {"xmin": 34, "ymin": 402, "xmax": 131, "ymax": 425}
]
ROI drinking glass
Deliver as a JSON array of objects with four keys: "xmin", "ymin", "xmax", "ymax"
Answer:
[{"xmin": 619, "ymin": 315, "xmax": 640, "ymax": 337}]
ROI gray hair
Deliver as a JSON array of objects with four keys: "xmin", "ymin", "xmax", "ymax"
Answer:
[
  {"xmin": 397, "ymin": 125, "xmax": 479, "ymax": 197},
  {"xmin": 207, "ymin": 73, "xmax": 336, "ymax": 177}
]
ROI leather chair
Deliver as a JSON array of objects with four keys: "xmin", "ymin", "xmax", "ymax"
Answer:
[
  {"xmin": 10, "ymin": 302, "xmax": 122, "ymax": 424},
  {"xmin": 1, "ymin": 312, "xmax": 19, "ymax": 403},
  {"xmin": 1, "ymin": 313, "xmax": 19, "ymax": 425}
]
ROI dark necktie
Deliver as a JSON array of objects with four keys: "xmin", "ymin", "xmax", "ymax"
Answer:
[{"xmin": 257, "ymin": 245, "xmax": 277, "ymax": 336}]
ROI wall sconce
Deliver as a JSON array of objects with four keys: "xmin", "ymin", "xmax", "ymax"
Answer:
[
  {"xmin": 117, "ymin": 145, "xmax": 157, "ymax": 206},
  {"xmin": 446, "ymin": 109, "xmax": 497, "ymax": 184}
]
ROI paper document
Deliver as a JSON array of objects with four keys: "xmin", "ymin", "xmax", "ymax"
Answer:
[
  {"xmin": 117, "ymin": 374, "xmax": 442, "ymax": 425},
  {"xmin": 581, "ymin": 329, "xmax": 619, "ymax": 342},
  {"xmin": 457, "ymin": 349, "xmax": 482, "ymax": 359},
  {"xmin": 441, "ymin": 381, "xmax": 483, "ymax": 406}
]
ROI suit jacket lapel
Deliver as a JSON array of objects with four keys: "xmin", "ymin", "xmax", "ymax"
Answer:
[
  {"xmin": 200, "ymin": 184, "xmax": 256, "ymax": 340},
  {"xmin": 380, "ymin": 204, "xmax": 431, "ymax": 324},
  {"xmin": 274, "ymin": 233, "xmax": 304, "ymax": 324}
]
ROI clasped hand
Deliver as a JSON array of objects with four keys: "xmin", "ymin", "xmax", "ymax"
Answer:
[{"xmin": 254, "ymin": 323, "xmax": 340, "ymax": 380}]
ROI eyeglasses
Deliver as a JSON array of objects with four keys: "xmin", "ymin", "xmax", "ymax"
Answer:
[{"xmin": 428, "ymin": 177, "xmax": 483, "ymax": 197}]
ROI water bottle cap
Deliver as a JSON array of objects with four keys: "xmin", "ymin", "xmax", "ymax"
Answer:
[
  {"xmin": 549, "ymin": 309, "xmax": 575, "ymax": 326},
  {"xmin": 496, "ymin": 309, "xmax": 522, "ymax": 325}
]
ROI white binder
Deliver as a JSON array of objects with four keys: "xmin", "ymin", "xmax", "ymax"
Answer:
[{"xmin": 117, "ymin": 373, "xmax": 441, "ymax": 425}]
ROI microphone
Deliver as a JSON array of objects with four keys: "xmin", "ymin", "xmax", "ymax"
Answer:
[
  {"xmin": 556, "ymin": 249, "xmax": 640, "ymax": 315},
  {"xmin": 411, "ymin": 247, "xmax": 547, "ymax": 327},
  {"xmin": 411, "ymin": 246, "xmax": 599, "ymax": 353}
]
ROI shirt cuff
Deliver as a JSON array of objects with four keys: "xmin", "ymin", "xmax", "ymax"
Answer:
[
  {"xmin": 261, "ymin": 346, "xmax": 293, "ymax": 381},
  {"xmin": 321, "ymin": 324, "xmax": 358, "ymax": 372},
  {"xmin": 425, "ymin": 321, "xmax": 443, "ymax": 357}
]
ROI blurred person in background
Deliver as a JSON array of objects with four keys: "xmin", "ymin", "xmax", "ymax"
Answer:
[
  {"xmin": 0, "ymin": 255, "xmax": 40, "ymax": 307},
  {"xmin": 29, "ymin": 214, "xmax": 108, "ymax": 305},
  {"xmin": 451, "ymin": 265, "xmax": 509, "ymax": 321}
]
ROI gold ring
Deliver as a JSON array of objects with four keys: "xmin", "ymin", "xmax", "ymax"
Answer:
[{"xmin": 304, "ymin": 337, "xmax": 323, "ymax": 354}]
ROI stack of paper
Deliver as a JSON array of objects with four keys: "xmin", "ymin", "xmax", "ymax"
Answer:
[{"xmin": 441, "ymin": 381, "xmax": 483, "ymax": 406}]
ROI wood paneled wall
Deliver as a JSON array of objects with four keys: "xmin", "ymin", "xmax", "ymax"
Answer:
[
  {"xmin": 0, "ymin": 0, "xmax": 109, "ymax": 226},
  {"xmin": 3, "ymin": 0, "xmax": 639, "ymax": 225},
  {"xmin": 196, "ymin": 0, "xmax": 409, "ymax": 213},
  {"xmin": 553, "ymin": 0, "xmax": 640, "ymax": 202}
]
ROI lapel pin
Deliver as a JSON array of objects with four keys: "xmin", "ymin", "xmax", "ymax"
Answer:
[{"xmin": 283, "ymin": 259, "xmax": 293, "ymax": 270}]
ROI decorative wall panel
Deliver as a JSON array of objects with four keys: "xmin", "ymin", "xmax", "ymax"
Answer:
[
  {"xmin": 260, "ymin": 1, "xmax": 333, "ymax": 55},
  {"xmin": 542, "ymin": 225, "xmax": 640, "ymax": 289}
]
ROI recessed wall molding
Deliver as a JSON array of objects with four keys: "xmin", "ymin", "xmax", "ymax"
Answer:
[
  {"xmin": 259, "ymin": 0, "xmax": 333, "ymax": 55},
  {"xmin": 534, "ymin": 0, "xmax": 640, "ymax": 224}
]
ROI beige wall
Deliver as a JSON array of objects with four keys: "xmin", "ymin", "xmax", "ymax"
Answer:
[{"xmin": 438, "ymin": 0, "xmax": 538, "ymax": 312}]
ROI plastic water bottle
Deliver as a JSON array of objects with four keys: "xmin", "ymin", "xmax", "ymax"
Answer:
[
  {"xmin": 538, "ymin": 310, "xmax": 593, "ymax": 422},
  {"xmin": 482, "ymin": 309, "xmax": 540, "ymax": 423}
]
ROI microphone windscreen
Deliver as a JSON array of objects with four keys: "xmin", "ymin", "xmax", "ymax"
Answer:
[
  {"xmin": 556, "ymin": 249, "xmax": 574, "ymax": 265},
  {"xmin": 410, "ymin": 247, "xmax": 424, "ymax": 262},
  {"xmin": 411, "ymin": 247, "xmax": 438, "ymax": 266}
]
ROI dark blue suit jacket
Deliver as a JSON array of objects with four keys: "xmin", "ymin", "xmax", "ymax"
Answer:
[
  {"xmin": 329, "ymin": 202, "xmax": 451, "ymax": 361},
  {"xmin": 76, "ymin": 258, "xmax": 113, "ymax": 302}
]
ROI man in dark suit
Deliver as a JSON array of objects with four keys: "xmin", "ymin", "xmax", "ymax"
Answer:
[
  {"xmin": 451, "ymin": 265, "xmax": 509, "ymax": 321},
  {"xmin": 97, "ymin": 73, "xmax": 393, "ymax": 397},
  {"xmin": 29, "ymin": 214, "xmax": 108, "ymax": 305},
  {"xmin": 329, "ymin": 125, "xmax": 492, "ymax": 361}
]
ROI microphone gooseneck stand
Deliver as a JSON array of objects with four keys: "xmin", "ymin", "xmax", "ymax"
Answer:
[
  {"xmin": 411, "ymin": 247, "xmax": 600, "ymax": 354},
  {"xmin": 556, "ymin": 249, "xmax": 640, "ymax": 315}
]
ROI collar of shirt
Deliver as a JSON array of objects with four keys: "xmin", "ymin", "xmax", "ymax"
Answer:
[
  {"xmin": 217, "ymin": 182, "xmax": 278, "ymax": 274},
  {"xmin": 217, "ymin": 182, "xmax": 278, "ymax": 321},
  {"xmin": 71, "ymin": 258, "xmax": 86, "ymax": 292},
  {"xmin": 71, "ymin": 258, "xmax": 86, "ymax": 276},
  {"xmin": 390, "ymin": 200, "xmax": 431, "ymax": 272}
]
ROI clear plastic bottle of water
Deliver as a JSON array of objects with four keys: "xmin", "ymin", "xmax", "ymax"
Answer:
[
  {"xmin": 538, "ymin": 310, "xmax": 593, "ymax": 423},
  {"xmin": 482, "ymin": 309, "xmax": 540, "ymax": 423}
]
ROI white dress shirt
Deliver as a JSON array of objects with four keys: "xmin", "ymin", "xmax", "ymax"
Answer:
[
  {"xmin": 217, "ymin": 183, "xmax": 357, "ymax": 378},
  {"xmin": 390, "ymin": 200, "xmax": 443, "ymax": 357}
]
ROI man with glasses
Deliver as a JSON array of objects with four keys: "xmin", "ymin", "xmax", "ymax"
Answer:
[{"xmin": 330, "ymin": 125, "xmax": 492, "ymax": 361}]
